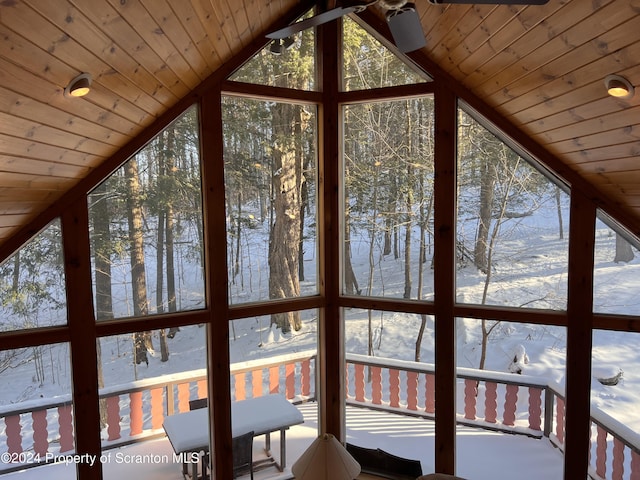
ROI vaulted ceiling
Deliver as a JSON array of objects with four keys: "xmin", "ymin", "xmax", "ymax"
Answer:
[{"xmin": 1, "ymin": 0, "xmax": 639, "ymax": 258}]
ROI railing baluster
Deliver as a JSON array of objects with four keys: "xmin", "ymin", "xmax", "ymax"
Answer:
[
  {"xmin": 106, "ymin": 396, "xmax": 121, "ymax": 441},
  {"xmin": 503, "ymin": 384, "xmax": 518, "ymax": 426},
  {"xmin": 150, "ymin": 388, "xmax": 164, "ymax": 430},
  {"xmin": 371, "ymin": 366, "xmax": 382, "ymax": 405},
  {"xmin": 612, "ymin": 437, "xmax": 624, "ymax": 480},
  {"xmin": 407, "ymin": 371, "xmax": 418, "ymax": 411},
  {"xmin": 269, "ymin": 366, "xmax": 279, "ymax": 394},
  {"xmin": 389, "ymin": 369, "xmax": 400, "ymax": 408},
  {"xmin": 425, "ymin": 373, "xmax": 435, "ymax": 414},
  {"xmin": 464, "ymin": 379, "xmax": 477, "ymax": 420},
  {"xmin": 252, "ymin": 370, "xmax": 262, "ymax": 398},
  {"xmin": 5, "ymin": 415, "xmax": 22, "ymax": 456},
  {"xmin": 556, "ymin": 396, "xmax": 565, "ymax": 445},
  {"xmin": 596, "ymin": 425, "xmax": 607, "ymax": 478},
  {"xmin": 528, "ymin": 387, "xmax": 542, "ymax": 431},
  {"xmin": 631, "ymin": 448, "xmax": 640, "ymax": 480},
  {"xmin": 197, "ymin": 379, "xmax": 207, "ymax": 400},
  {"xmin": 129, "ymin": 391, "xmax": 143, "ymax": 436},
  {"xmin": 285, "ymin": 363, "xmax": 295, "ymax": 399},
  {"xmin": 354, "ymin": 363, "xmax": 365, "ymax": 402},
  {"xmin": 31, "ymin": 410, "xmax": 48, "ymax": 455},
  {"xmin": 301, "ymin": 359, "xmax": 311, "ymax": 397},
  {"xmin": 235, "ymin": 372, "xmax": 246, "ymax": 401},
  {"xmin": 58, "ymin": 404, "xmax": 74, "ymax": 453},
  {"xmin": 177, "ymin": 383, "xmax": 190, "ymax": 413},
  {"xmin": 484, "ymin": 381, "xmax": 497, "ymax": 423}
]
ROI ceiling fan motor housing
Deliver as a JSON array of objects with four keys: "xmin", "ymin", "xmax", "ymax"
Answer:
[{"xmin": 379, "ymin": 0, "xmax": 409, "ymax": 9}]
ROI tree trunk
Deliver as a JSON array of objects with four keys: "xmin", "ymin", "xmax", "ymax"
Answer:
[
  {"xmin": 614, "ymin": 233, "xmax": 634, "ymax": 263},
  {"xmin": 478, "ymin": 157, "xmax": 519, "ymax": 368},
  {"xmin": 90, "ymin": 190, "xmax": 112, "ymax": 427},
  {"xmin": 268, "ymin": 102, "xmax": 302, "ymax": 333},
  {"xmin": 555, "ymin": 186, "xmax": 564, "ymax": 240},
  {"xmin": 474, "ymin": 158, "xmax": 495, "ymax": 273},
  {"xmin": 125, "ymin": 159, "xmax": 152, "ymax": 366},
  {"xmin": 161, "ymin": 130, "xmax": 178, "ymax": 361}
]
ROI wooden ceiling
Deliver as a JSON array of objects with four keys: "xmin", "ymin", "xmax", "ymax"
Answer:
[{"xmin": 1, "ymin": 0, "xmax": 639, "ymax": 256}]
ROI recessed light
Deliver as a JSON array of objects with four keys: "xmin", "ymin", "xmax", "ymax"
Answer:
[
  {"xmin": 64, "ymin": 73, "xmax": 92, "ymax": 98},
  {"xmin": 605, "ymin": 74, "xmax": 634, "ymax": 100}
]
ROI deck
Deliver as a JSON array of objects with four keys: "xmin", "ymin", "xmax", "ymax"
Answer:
[{"xmin": 3, "ymin": 403, "xmax": 564, "ymax": 480}]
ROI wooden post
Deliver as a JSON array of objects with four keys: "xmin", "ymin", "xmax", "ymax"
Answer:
[
  {"xmin": 564, "ymin": 191, "xmax": 595, "ymax": 479},
  {"xmin": 433, "ymin": 82, "xmax": 457, "ymax": 475},
  {"xmin": 200, "ymin": 90, "xmax": 234, "ymax": 479},
  {"xmin": 62, "ymin": 202, "xmax": 103, "ymax": 480},
  {"xmin": 318, "ymin": 17, "xmax": 344, "ymax": 441}
]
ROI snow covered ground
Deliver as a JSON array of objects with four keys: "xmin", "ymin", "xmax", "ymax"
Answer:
[{"xmin": 1, "ymin": 192, "xmax": 639, "ymax": 478}]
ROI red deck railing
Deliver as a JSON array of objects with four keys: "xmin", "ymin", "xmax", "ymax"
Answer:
[{"xmin": 1, "ymin": 351, "xmax": 638, "ymax": 479}]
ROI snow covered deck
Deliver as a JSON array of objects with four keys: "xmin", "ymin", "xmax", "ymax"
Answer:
[{"xmin": 4, "ymin": 402, "xmax": 564, "ymax": 480}]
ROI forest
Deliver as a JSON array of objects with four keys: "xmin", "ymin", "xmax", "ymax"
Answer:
[{"xmin": 0, "ymin": 17, "xmax": 638, "ymax": 435}]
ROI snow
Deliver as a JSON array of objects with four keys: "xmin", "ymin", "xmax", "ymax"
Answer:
[
  {"xmin": 2, "ymin": 175, "xmax": 640, "ymax": 478},
  {"xmin": 4, "ymin": 404, "xmax": 564, "ymax": 480}
]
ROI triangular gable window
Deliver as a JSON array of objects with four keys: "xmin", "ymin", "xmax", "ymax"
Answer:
[
  {"xmin": 342, "ymin": 16, "xmax": 430, "ymax": 92},
  {"xmin": 228, "ymin": 11, "xmax": 317, "ymax": 91}
]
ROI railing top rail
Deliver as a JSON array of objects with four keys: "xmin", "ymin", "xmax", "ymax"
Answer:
[
  {"xmin": 456, "ymin": 365, "xmax": 548, "ymax": 389},
  {"xmin": 98, "ymin": 369, "xmax": 208, "ymax": 398},
  {"xmin": 346, "ymin": 353, "xmax": 435, "ymax": 374},
  {"xmin": 346, "ymin": 353, "xmax": 548, "ymax": 389},
  {"xmin": 0, "ymin": 394, "xmax": 73, "ymax": 418},
  {"xmin": 0, "ymin": 350, "xmax": 318, "ymax": 417},
  {"xmin": 591, "ymin": 405, "xmax": 640, "ymax": 454},
  {"xmin": 232, "ymin": 349, "xmax": 317, "ymax": 374}
]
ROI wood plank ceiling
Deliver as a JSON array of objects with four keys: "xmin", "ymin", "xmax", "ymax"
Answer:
[{"xmin": 0, "ymin": 0, "xmax": 639, "ymax": 256}]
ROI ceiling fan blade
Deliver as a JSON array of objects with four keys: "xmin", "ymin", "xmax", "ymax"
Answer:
[
  {"xmin": 266, "ymin": 6, "xmax": 359, "ymax": 39},
  {"xmin": 387, "ymin": 5, "xmax": 426, "ymax": 53},
  {"xmin": 430, "ymin": 0, "xmax": 548, "ymax": 4}
]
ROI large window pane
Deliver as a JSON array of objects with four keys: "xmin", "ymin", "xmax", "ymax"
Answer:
[
  {"xmin": 0, "ymin": 343, "xmax": 74, "ymax": 476},
  {"xmin": 456, "ymin": 318, "xmax": 566, "ymax": 478},
  {"xmin": 99, "ymin": 325, "xmax": 207, "ymax": 480},
  {"xmin": 223, "ymin": 97, "xmax": 318, "ymax": 310},
  {"xmin": 344, "ymin": 309, "xmax": 435, "ymax": 471},
  {"xmin": 343, "ymin": 97, "xmax": 435, "ymax": 299},
  {"xmin": 89, "ymin": 107, "xmax": 205, "ymax": 320},
  {"xmin": 229, "ymin": 311, "xmax": 318, "ymax": 471},
  {"xmin": 593, "ymin": 211, "xmax": 640, "ymax": 315},
  {"xmin": 456, "ymin": 108, "xmax": 569, "ymax": 310},
  {"xmin": 0, "ymin": 220, "xmax": 66, "ymax": 331}
]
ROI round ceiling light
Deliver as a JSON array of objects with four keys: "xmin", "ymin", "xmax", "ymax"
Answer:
[
  {"xmin": 605, "ymin": 74, "xmax": 634, "ymax": 100},
  {"xmin": 64, "ymin": 73, "xmax": 92, "ymax": 98}
]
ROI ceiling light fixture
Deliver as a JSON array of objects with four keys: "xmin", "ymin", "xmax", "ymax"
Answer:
[
  {"xmin": 64, "ymin": 73, "xmax": 92, "ymax": 98},
  {"xmin": 269, "ymin": 37, "xmax": 295, "ymax": 55},
  {"xmin": 605, "ymin": 74, "xmax": 634, "ymax": 99}
]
